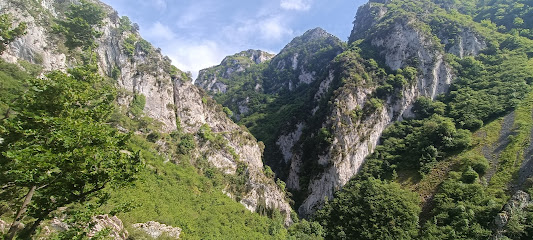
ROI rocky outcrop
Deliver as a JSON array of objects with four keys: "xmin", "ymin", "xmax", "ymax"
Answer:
[
  {"xmin": 492, "ymin": 191, "xmax": 532, "ymax": 239},
  {"xmin": 88, "ymin": 215, "xmax": 129, "ymax": 240},
  {"xmin": 268, "ymin": 27, "xmax": 345, "ymax": 93},
  {"xmin": 133, "ymin": 221, "xmax": 181, "ymax": 239},
  {"xmin": 174, "ymin": 80, "xmax": 292, "ymax": 223},
  {"xmin": 445, "ymin": 29, "xmax": 486, "ymax": 58},
  {"xmin": 371, "ymin": 20, "xmax": 453, "ymax": 100},
  {"xmin": 293, "ymin": 1, "xmax": 487, "ymax": 216},
  {"xmin": 0, "ymin": 0, "xmax": 67, "ymax": 72},
  {"xmin": 277, "ymin": 123, "xmax": 305, "ymax": 164},
  {"xmin": 0, "ymin": 0, "xmax": 178, "ymax": 132},
  {"xmin": 0, "ymin": 219, "xmax": 7, "ymax": 234},
  {"xmin": 48, "ymin": 215, "xmax": 128, "ymax": 239},
  {"xmin": 348, "ymin": 0, "xmax": 389, "ymax": 42},
  {"xmin": 1, "ymin": 0, "xmax": 292, "ymax": 223},
  {"xmin": 195, "ymin": 49, "xmax": 274, "ymax": 94}
]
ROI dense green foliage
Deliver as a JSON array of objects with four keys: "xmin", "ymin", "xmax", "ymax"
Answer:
[
  {"xmin": 315, "ymin": 178, "xmax": 421, "ymax": 239},
  {"xmin": 0, "ymin": 14, "xmax": 27, "ymax": 54},
  {"xmin": 363, "ymin": 115, "xmax": 471, "ymax": 176},
  {"xmin": 0, "ymin": 1, "xmax": 328, "ymax": 239},
  {"xmin": 105, "ymin": 137, "xmax": 321, "ymax": 240},
  {"xmin": 0, "ymin": 60, "xmax": 35, "ymax": 117},
  {"xmin": 422, "ymin": 176, "xmax": 501, "ymax": 239},
  {"xmin": 0, "ymin": 65, "xmax": 142, "ymax": 238},
  {"xmin": 311, "ymin": 0, "xmax": 533, "ymax": 239},
  {"xmin": 54, "ymin": 0, "xmax": 105, "ymax": 49},
  {"xmin": 475, "ymin": 0, "xmax": 533, "ymax": 39},
  {"xmin": 4, "ymin": 0, "xmax": 533, "ymax": 238},
  {"xmin": 445, "ymin": 52, "xmax": 533, "ymax": 129}
]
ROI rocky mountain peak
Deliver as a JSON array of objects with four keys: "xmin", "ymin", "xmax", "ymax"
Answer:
[
  {"xmin": 301, "ymin": 27, "xmax": 330, "ymax": 40},
  {"xmin": 349, "ymin": 0, "xmax": 390, "ymax": 42},
  {"xmin": 220, "ymin": 49, "xmax": 274, "ymax": 65},
  {"xmin": 284, "ymin": 27, "xmax": 340, "ymax": 50}
]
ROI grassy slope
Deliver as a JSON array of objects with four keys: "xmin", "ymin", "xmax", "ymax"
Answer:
[
  {"xmin": 397, "ymin": 89, "xmax": 533, "ymax": 217},
  {"xmin": 0, "ymin": 60, "xmax": 287, "ymax": 239},
  {"xmin": 104, "ymin": 135, "xmax": 288, "ymax": 240}
]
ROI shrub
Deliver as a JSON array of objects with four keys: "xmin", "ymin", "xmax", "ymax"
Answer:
[{"xmin": 461, "ymin": 167, "xmax": 479, "ymax": 183}]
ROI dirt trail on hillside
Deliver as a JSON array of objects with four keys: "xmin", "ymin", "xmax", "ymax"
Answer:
[
  {"xmin": 517, "ymin": 111, "xmax": 533, "ymax": 189},
  {"xmin": 483, "ymin": 112, "xmax": 516, "ymax": 184}
]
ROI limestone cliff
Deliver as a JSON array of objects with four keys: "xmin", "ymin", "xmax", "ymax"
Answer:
[
  {"xmin": 195, "ymin": 49, "xmax": 274, "ymax": 94},
  {"xmin": 293, "ymin": 0, "xmax": 487, "ymax": 216},
  {"xmin": 0, "ymin": 0, "xmax": 292, "ymax": 223},
  {"xmin": 266, "ymin": 27, "xmax": 345, "ymax": 93}
]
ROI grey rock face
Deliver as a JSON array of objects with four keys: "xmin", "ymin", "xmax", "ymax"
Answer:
[
  {"xmin": 445, "ymin": 29, "xmax": 487, "ymax": 58},
  {"xmin": 294, "ymin": 4, "xmax": 486, "ymax": 216},
  {"xmin": 276, "ymin": 123, "xmax": 305, "ymax": 164},
  {"xmin": 89, "ymin": 215, "xmax": 129, "ymax": 240},
  {"xmin": 0, "ymin": 219, "xmax": 7, "ymax": 234},
  {"xmin": 133, "ymin": 221, "xmax": 181, "ymax": 239},
  {"xmin": 2, "ymin": 0, "xmax": 292, "ymax": 224},
  {"xmin": 269, "ymin": 28, "xmax": 344, "ymax": 93},
  {"xmin": 493, "ymin": 191, "xmax": 532, "ymax": 239},
  {"xmin": 174, "ymin": 80, "xmax": 293, "ymax": 224},
  {"xmin": 195, "ymin": 49, "xmax": 274, "ymax": 94},
  {"xmin": 349, "ymin": 1, "xmax": 388, "ymax": 42}
]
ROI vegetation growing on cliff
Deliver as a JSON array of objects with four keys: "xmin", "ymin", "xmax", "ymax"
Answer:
[{"xmin": 2, "ymin": 0, "xmax": 533, "ymax": 239}]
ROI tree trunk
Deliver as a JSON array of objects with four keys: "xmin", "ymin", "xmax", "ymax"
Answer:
[
  {"xmin": 5, "ymin": 185, "xmax": 36, "ymax": 240},
  {"xmin": 17, "ymin": 217, "xmax": 44, "ymax": 240}
]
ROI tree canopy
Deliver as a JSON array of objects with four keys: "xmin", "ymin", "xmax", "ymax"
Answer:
[
  {"xmin": 315, "ymin": 178, "xmax": 421, "ymax": 240},
  {"xmin": 0, "ymin": 65, "xmax": 142, "ymax": 238},
  {"xmin": 54, "ymin": 0, "xmax": 105, "ymax": 49}
]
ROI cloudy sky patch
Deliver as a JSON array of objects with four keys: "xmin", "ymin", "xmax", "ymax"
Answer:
[
  {"xmin": 280, "ymin": 0, "xmax": 312, "ymax": 11},
  {"xmin": 102, "ymin": 0, "xmax": 366, "ymax": 79}
]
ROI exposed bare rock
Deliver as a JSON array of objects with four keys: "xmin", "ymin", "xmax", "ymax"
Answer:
[
  {"xmin": 0, "ymin": 0, "xmax": 178, "ymax": 132},
  {"xmin": 445, "ymin": 29, "xmax": 487, "ymax": 58},
  {"xmin": 48, "ymin": 215, "xmax": 128, "ymax": 239},
  {"xmin": 133, "ymin": 221, "xmax": 181, "ymax": 239},
  {"xmin": 268, "ymin": 28, "xmax": 345, "ymax": 93},
  {"xmin": 277, "ymin": 123, "xmax": 305, "ymax": 164},
  {"xmin": 2, "ymin": 0, "xmax": 293, "ymax": 224},
  {"xmin": 349, "ymin": 1, "xmax": 389, "ymax": 42},
  {"xmin": 195, "ymin": 49, "xmax": 274, "ymax": 94},
  {"xmin": 295, "ymin": 4, "xmax": 486, "ymax": 216},
  {"xmin": 492, "ymin": 191, "xmax": 532, "ymax": 239},
  {"xmin": 174, "ymin": 80, "xmax": 293, "ymax": 224},
  {"xmin": 88, "ymin": 215, "xmax": 128, "ymax": 240},
  {"xmin": 0, "ymin": 219, "xmax": 7, "ymax": 234}
]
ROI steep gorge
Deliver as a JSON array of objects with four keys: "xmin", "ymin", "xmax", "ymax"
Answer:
[
  {"xmin": 2, "ymin": 0, "xmax": 533, "ymax": 238},
  {"xmin": 196, "ymin": 0, "xmax": 493, "ymax": 217},
  {"xmin": 0, "ymin": 0, "xmax": 292, "ymax": 224}
]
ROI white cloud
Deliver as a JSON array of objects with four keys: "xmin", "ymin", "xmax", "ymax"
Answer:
[
  {"xmin": 134, "ymin": 1, "xmax": 297, "ymax": 80},
  {"xmin": 146, "ymin": 22, "xmax": 176, "ymax": 41},
  {"xmin": 280, "ymin": 0, "xmax": 312, "ymax": 11},
  {"xmin": 165, "ymin": 40, "xmax": 225, "ymax": 80},
  {"xmin": 141, "ymin": 22, "xmax": 225, "ymax": 80},
  {"xmin": 175, "ymin": 0, "xmax": 219, "ymax": 29},
  {"xmin": 259, "ymin": 16, "xmax": 294, "ymax": 40},
  {"xmin": 223, "ymin": 15, "xmax": 294, "ymax": 45}
]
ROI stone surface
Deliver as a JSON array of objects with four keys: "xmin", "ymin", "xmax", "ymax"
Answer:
[
  {"xmin": 133, "ymin": 221, "xmax": 181, "ymax": 239},
  {"xmin": 492, "ymin": 191, "xmax": 532, "ymax": 240},
  {"xmin": 174, "ymin": 80, "xmax": 293, "ymax": 224},
  {"xmin": 195, "ymin": 49, "xmax": 274, "ymax": 94},
  {"xmin": 293, "ymin": 2, "xmax": 487, "ymax": 216},
  {"xmin": 0, "ymin": 219, "xmax": 7, "ymax": 234},
  {"xmin": 89, "ymin": 215, "xmax": 129, "ymax": 240}
]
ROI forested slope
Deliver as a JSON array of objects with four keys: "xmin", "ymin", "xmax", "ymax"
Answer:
[{"xmin": 198, "ymin": 0, "xmax": 533, "ymax": 239}]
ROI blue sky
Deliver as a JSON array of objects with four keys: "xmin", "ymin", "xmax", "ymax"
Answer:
[{"xmin": 101, "ymin": 0, "xmax": 368, "ymax": 78}]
